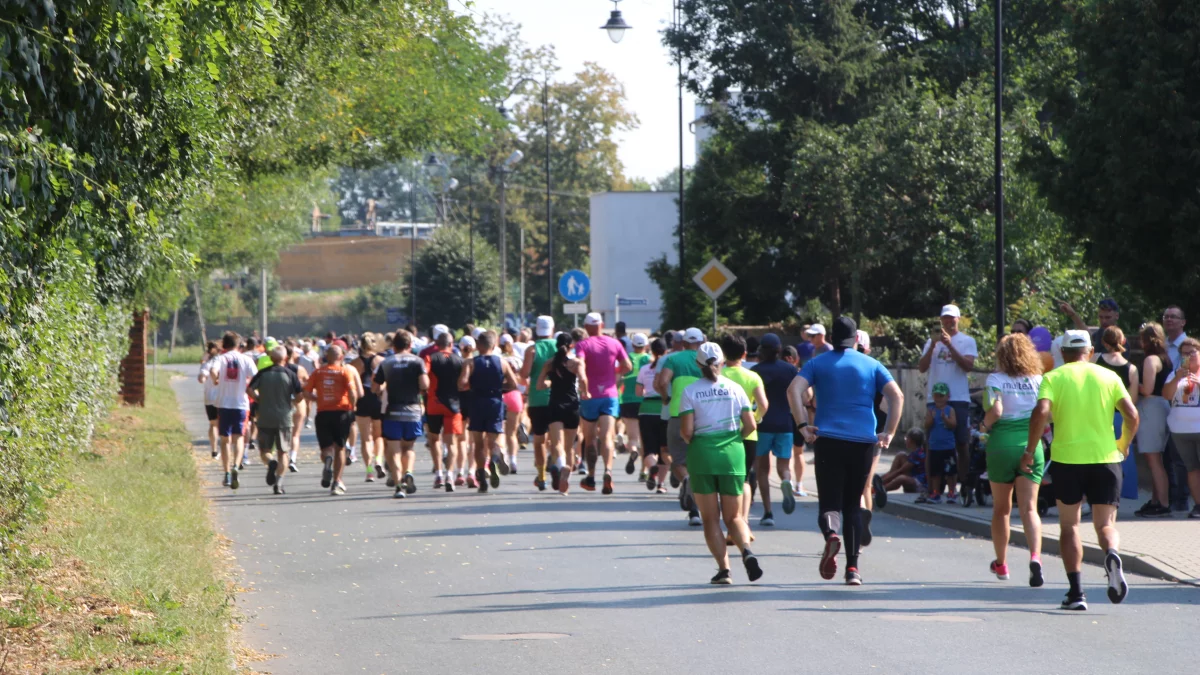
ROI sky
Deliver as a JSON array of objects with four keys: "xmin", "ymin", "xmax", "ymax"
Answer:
[{"xmin": 460, "ymin": 0, "xmax": 697, "ymax": 183}]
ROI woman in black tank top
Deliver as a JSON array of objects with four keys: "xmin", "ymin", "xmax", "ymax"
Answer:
[
  {"xmin": 537, "ymin": 331, "xmax": 589, "ymax": 495},
  {"xmin": 351, "ymin": 333, "xmax": 385, "ymax": 481}
]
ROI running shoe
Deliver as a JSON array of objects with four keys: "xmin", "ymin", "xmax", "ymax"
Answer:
[
  {"xmin": 331, "ymin": 481, "xmax": 346, "ymax": 496},
  {"xmin": 872, "ymin": 474, "xmax": 887, "ymax": 510},
  {"xmin": 375, "ymin": 464, "xmax": 386, "ymax": 480},
  {"xmin": 679, "ymin": 476, "xmax": 691, "ymax": 511},
  {"xmin": 321, "ymin": 457, "xmax": 333, "ymax": 488},
  {"xmin": 625, "ymin": 450, "xmax": 638, "ymax": 475},
  {"xmin": 861, "ymin": 510, "xmax": 873, "ymax": 547},
  {"xmin": 237, "ymin": 461, "xmax": 245, "ymax": 472},
  {"xmin": 760, "ymin": 512, "xmax": 775, "ymax": 527},
  {"xmin": 580, "ymin": 475, "xmax": 597, "ymax": 492},
  {"xmin": 211, "ymin": 448, "xmax": 218, "ymax": 459},
  {"xmin": 844, "ymin": 567, "xmax": 862, "ymax": 586},
  {"xmin": 945, "ymin": 491, "xmax": 958, "ymax": 504},
  {"xmin": 222, "ymin": 472, "xmax": 230, "ymax": 487},
  {"xmin": 433, "ymin": 475, "xmax": 444, "ymax": 490},
  {"xmin": 365, "ymin": 472, "xmax": 376, "ymax": 483},
  {"xmin": 534, "ymin": 477, "xmax": 547, "ymax": 491},
  {"xmin": 781, "ymin": 480, "xmax": 796, "ymax": 515},
  {"xmin": 1029, "ymin": 559, "xmax": 1044, "ymax": 587},
  {"xmin": 455, "ymin": 474, "xmax": 466, "ymax": 487},
  {"xmin": 914, "ymin": 493, "xmax": 930, "ymax": 504},
  {"xmin": 649, "ymin": 464, "xmax": 659, "ymax": 483},
  {"xmin": 602, "ymin": 473, "xmax": 614, "ymax": 495},
  {"xmin": 492, "ymin": 453, "xmax": 510, "ymax": 476},
  {"xmin": 1189, "ymin": 506, "xmax": 1200, "ymax": 519},
  {"xmin": 927, "ymin": 494, "xmax": 942, "ymax": 504},
  {"xmin": 819, "ymin": 534, "xmax": 841, "ymax": 580},
  {"xmin": 266, "ymin": 459, "xmax": 278, "ymax": 486},
  {"xmin": 248, "ymin": 440, "xmax": 257, "ymax": 451},
  {"xmin": 1105, "ymin": 551, "xmax": 1128, "ymax": 604},
  {"xmin": 488, "ymin": 461, "xmax": 500, "ymax": 489},
  {"xmin": 288, "ymin": 462, "xmax": 298, "ymax": 473},
  {"xmin": 548, "ymin": 464, "xmax": 561, "ymax": 492},
  {"xmin": 670, "ymin": 473, "xmax": 681, "ymax": 489},
  {"xmin": 345, "ymin": 450, "xmax": 355, "ymax": 466},
  {"xmin": 466, "ymin": 474, "xmax": 477, "ymax": 489},
  {"xmin": 477, "ymin": 468, "xmax": 489, "ymax": 493},
  {"xmin": 1134, "ymin": 502, "xmax": 1171, "ymax": 518},
  {"xmin": 230, "ymin": 469, "xmax": 239, "ymax": 490},
  {"xmin": 688, "ymin": 511, "xmax": 701, "ymax": 527},
  {"xmin": 990, "ymin": 560, "xmax": 1010, "ymax": 580},
  {"xmin": 273, "ymin": 484, "xmax": 284, "ymax": 495},
  {"xmin": 394, "ymin": 487, "xmax": 406, "ymax": 499},
  {"xmin": 386, "ymin": 476, "xmax": 396, "ymax": 488},
  {"xmin": 656, "ymin": 485, "xmax": 667, "ymax": 494},
  {"xmin": 710, "ymin": 569, "xmax": 732, "ymax": 585},
  {"xmin": 403, "ymin": 473, "xmax": 417, "ymax": 495},
  {"xmin": 1060, "ymin": 592, "xmax": 1088, "ymax": 611},
  {"xmin": 795, "ymin": 482, "xmax": 808, "ymax": 497},
  {"xmin": 445, "ymin": 479, "xmax": 454, "ymax": 493},
  {"xmin": 638, "ymin": 470, "xmax": 648, "ymax": 483},
  {"xmin": 743, "ymin": 553, "xmax": 763, "ymax": 582},
  {"xmin": 559, "ymin": 473, "xmax": 570, "ymax": 495}
]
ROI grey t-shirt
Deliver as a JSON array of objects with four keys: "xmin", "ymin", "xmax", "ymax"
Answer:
[{"xmin": 248, "ymin": 365, "xmax": 302, "ymax": 428}]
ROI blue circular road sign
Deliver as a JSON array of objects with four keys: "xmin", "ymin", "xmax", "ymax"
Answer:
[{"xmin": 558, "ymin": 270, "xmax": 590, "ymax": 302}]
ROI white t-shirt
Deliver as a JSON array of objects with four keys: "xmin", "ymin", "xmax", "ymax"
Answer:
[
  {"xmin": 922, "ymin": 332, "xmax": 978, "ymax": 402},
  {"xmin": 636, "ymin": 362, "xmax": 659, "ymax": 397},
  {"xmin": 985, "ymin": 372, "xmax": 1042, "ymax": 420},
  {"xmin": 1165, "ymin": 370, "xmax": 1200, "ymax": 433},
  {"xmin": 213, "ymin": 351, "xmax": 258, "ymax": 410},
  {"xmin": 679, "ymin": 376, "xmax": 751, "ymax": 437},
  {"xmin": 200, "ymin": 357, "xmax": 220, "ymax": 406}
]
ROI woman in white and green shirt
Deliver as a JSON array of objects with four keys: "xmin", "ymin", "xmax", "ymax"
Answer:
[{"xmin": 680, "ymin": 342, "xmax": 762, "ymax": 585}]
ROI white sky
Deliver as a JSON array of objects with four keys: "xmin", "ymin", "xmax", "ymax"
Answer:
[{"xmin": 460, "ymin": 0, "xmax": 697, "ymax": 182}]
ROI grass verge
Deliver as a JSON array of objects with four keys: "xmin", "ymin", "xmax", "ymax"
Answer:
[
  {"xmin": 151, "ymin": 344, "xmax": 206, "ymax": 366},
  {"xmin": 0, "ymin": 381, "xmax": 232, "ymax": 673}
]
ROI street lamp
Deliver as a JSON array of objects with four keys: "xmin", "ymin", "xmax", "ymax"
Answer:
[
  {"xmin": 600, "ymin": 0, "xmax": 632, "ymax": 44},
  {"xmin": 497, "ymin": 149, "xmax": 524, "ymax": 329},
  {"xmin": 994, "ymin": 0, "xmax": 1005, "ymax": 339}
]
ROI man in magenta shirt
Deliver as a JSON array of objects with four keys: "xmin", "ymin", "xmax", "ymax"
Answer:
[{"xmin": 577, "ymin": 312, "xmax": 633, "ymax": 494}]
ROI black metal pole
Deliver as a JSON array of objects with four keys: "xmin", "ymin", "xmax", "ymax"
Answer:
[
  {"xmin": 411, "ymin": 162, "xmax": 417, "ymax": 326},
  {"xmin": 469, "ymin": 170, "xmax": 475, "ymax": 323},
  {"xmin": 545, "ymin": 77, "xmax": 553, "ymax": 318},
  {"xmin": 676, "ymin": 1, "xmax": 685, "ymax": 307},
  {"xmin": 994, "ymin": 0, "xmax": 1005, "ymax": 339}
]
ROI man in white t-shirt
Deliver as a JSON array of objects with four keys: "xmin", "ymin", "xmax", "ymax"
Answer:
[
  {"xmin": 210, "ymin": 331, "xmax": 259, "ymax": 489},
  {"xmin": 918, "ymin": 304, "xmax": 978, "ymax": 494}
]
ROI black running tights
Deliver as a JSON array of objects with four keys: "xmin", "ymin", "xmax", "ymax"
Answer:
[{"xmin": 813, "ymin": 438, "xmax": 876, "ymax": 568}]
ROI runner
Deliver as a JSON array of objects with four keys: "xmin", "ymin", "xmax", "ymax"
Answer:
[
  {"xmin": 420, "ymin": 325, "xmax": 452, "ymax": 481},
  {"xmin": 536, "ymin": 330, "xmax": 588, "ymax": 496},
  {"xmin": 198, "ymin": 341, "xmax": 221, "ymax": 459},
  {"xmin": 788, "ymin": 317, "xmax": 903, "ymax": 585},
  {"xmin": 374, "ymin": 330, "xmax": 428, "ymax": 499},
  {"xmin": 458, "ymin": 331, "xmax": 519, "ymax": 493},
  {"xmin": 304, "ymin": 344, "xmax": 362, "ymax": 496},
  {"xmin": 751, "ymin": 333, "xmax": 798, "ymax": 526},
  {"xmin": 351, "ymin": 333, "xmax": 387, "ymax": 483},
  {"xmin": 655, "ymin": 327, "xmax": 705, "ymax": 526},
  {"xmin": 424, "ymin": 331, "xmax": 465, "ymax": 492},
  {"xmin": 521, "ymin": 316, "xmax": 559, "ymax": 491},
  {"xmin": 458, "ymin": 334, "xmax": 478, "ymax": 488},
  {"xmin": 210, "ymin": 332, "xmax": 258, "ymax": 489},
  {"xmin": 246, "ymin": 346, "xmax": 302, "ymax": 494},
  {"xmin": 637, "ymin": 337, "xmax": 670, "ymax": 494},
  {"xmin": 719, "ymin": 335, "xmax": 768, "ymax": 534},
  {"xmin": 284, "ymin": 343, "xmax": 310, "ymax": 473},
  {"xmin": 244, "ymin": 337, "xmax": 263, "ymax": 455},
  {"xmin": 620, "ymin": 333, "xmax": 651, "ymax": 478},
  {"xmin": 679, "ymin": 342, "xmax": 762, "ymax": 584},
  {"xmin": 498, "ymin": 333, "xmax": 525, "ymax": 475},
  {"xmin": 980, "ymin": 333, "xmax": 1046, "ymax": 585},
  {"xmin": 575, "ymin": 313, "xmax": 633, "ymax": 495}
]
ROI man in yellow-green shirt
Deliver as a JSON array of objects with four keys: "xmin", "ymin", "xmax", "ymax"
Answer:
[{"xmin": 1026, "ymin": 330, "xmax": 1139, "ymax": 612}]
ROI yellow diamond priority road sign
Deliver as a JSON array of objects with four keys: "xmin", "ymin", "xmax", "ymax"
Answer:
[{"xmin": 693, "ymin": 258, "xmax": 736, "ymax": 300}]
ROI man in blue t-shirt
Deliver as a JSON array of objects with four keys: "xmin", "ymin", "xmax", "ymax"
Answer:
[{"xmin": 788, "ymin": 317, "xmax": 904, "ymax": 587}]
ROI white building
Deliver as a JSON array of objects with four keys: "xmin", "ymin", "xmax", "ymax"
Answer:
[{"xmin": 588, "ymin": 191, "xmax": 678, "ymax": 331}]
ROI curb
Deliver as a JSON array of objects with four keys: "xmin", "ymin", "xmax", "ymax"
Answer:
[{"xmin": 885, "ymin": 499, "xmax": 1199, "ymax": 586}]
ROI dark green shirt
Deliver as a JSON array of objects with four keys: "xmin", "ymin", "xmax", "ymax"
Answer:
[{"xmin": 248, "ymin": 365, "xmax": 302, "ymax": 428}]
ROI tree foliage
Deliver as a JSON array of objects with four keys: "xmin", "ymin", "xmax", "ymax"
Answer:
[{"xmin": 407, "ymin": 225, "xmax": 501, "ymax": 331}]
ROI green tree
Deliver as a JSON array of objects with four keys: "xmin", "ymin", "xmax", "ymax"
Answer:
[{"xmin": 406, "ymin": 225, "xmax": 501, "ymax": 330}]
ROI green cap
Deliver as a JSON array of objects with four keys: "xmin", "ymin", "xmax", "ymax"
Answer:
[{"xmin": 932, "ymin": 382, "xmax": 950, "ymax": 396}]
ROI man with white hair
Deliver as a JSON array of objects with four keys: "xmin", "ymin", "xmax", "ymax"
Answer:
[
  {"xmin": 575, "ymin": 313, "xmax": 633, "ymax": 495},
  {"xmin": 246, "ymin": 346, "xmax": 302, "ymax": 494},
  {"xmin": 521, "ymin": 316, "xmax": 561, "ymax": 490}
]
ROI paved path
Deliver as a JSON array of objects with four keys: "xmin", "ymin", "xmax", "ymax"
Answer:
[{"xmin": 166, "ymin": 368, "xmax": 1199, "ymax": 674}]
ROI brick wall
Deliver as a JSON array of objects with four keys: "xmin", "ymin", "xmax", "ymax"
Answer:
[
  {"xmin": 275, "ymin": 236, "xmax": 425, "ymax": 291},
  {"xmin": 119, "ymin": 309, "xmax": 147, "ymax": 406}
]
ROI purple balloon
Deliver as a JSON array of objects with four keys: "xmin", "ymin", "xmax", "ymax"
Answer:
[{"xmin": 1029, "ymin": 326, "xmax": 1052, "ymax": 352}]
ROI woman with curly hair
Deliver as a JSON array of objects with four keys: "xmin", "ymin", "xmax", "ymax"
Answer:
[
  {"xmin": 980, "ymin": 333, "xmax": 1045, "ymax": 587},
  {"xmin": 1135, "ymin": 322, "xmax": 1173, "ymax": 517}
]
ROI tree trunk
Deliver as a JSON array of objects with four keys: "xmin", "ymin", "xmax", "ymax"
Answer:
[
  {"xmin": 169, "ymin": 307, "xmax": 179, "ymax": 355},
  {"xmin": 851, "ymin": 266, "xmax": 862, "ymax": 327},
  {"xmin": 828, "ymin": 269, "xmax": 842, "ymax": 320},
  {"xmin": 193, "ymin": 280, "xmax": 207, "ymax": 346}
]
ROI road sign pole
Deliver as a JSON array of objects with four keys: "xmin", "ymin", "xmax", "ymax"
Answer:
[
  {"xmin": 615, "ymin": 294, "xmax": 620, "ymax": 326},
  {"xmin": 712, "ymin": 297, "xmax": 717, "ymax": 336}
]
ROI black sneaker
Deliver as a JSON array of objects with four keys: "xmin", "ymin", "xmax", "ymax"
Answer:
[
  {"xmin": 710, "ymin": 569, "xmax": 732, "ymax": 585},
  {"xmin": 548, "ymin": 464, "xmax": 561, "ymax": 492},
  {"xmin": 222, "ymin": 472, "xmax": 231, "ymax": 487},
  {"xmin": 760, "ymin": 512, "xmax": 775, "ymax": 527},
  {"xmin": 394, "ymin": 487, "xmax": 406, "ymax": 499},
  {"xmin": 386, "ymin": 477, "xmax": 396, "ymax": 488},
  {"xmin": 580, "ymin": 475, "xmax": 597, "ymax": 492},
  {"xmin": 248, "ymin": 440, "xmax": 257, "ymax": 451},
  {"xmin": 445, "ymin": 479, "xmax": 454, "ymax": 493},
  {"xmin": 288, "ymin": 462, "xmax": 298, "ymax": 473},
  {"xmin": 477, "ymin": 468, "xmax": 489, "ymax": 494},
  {"xmin": 403, "ymin": 473, "xmax": 417, "ymax": 495},
  {"xmin": 266, "ymin": 459, "xmax": 278, "ymax": 486},
  {"xmin": 211, "ymin": 448, "xmax": 218, "ymax": 459},
  {"xmin": 492, "ymin": 454, "xmax": 510, "ymax": 476},
  {"xmin": 1135, "ymin": 500, "xmax": 1170, "ymax": 518},
  {"xmin": 873, "ymin": 474, "xmax": 887, "ymax": 510},
  {"xmin": 230, "ymin": 469, "xmax": 239, "ymax": 490},
  {"xmin": 1060, "ymin": 592, "xmax": 1088, "ymax": 611},
  {"xmin": 273, "ymin": 484, "xmax": 285, "ymax": 495},
  {"xmin": 1105, "ymin": 551, "xmax": 1128, "ymax": 604},
  {"xmin": 688, "ymin": 510, "xmax": 701, "ymax": 527},
  {"xmin": 375, "ymin": 464, "xmax": 386, "ymax": 480},
  {"xmin": 861, "ymin": 510, "xmax": 873, "ymax": 547},
  {"xmin": 844, "ymin": 567, "xmax": 862, "ymax": 586},
  {"xmin": 646, "ymin": 465, "xmax": 659, "ymax": 491},
  {"xmin": 679, "ymin": 476, "xmax": 692, "ymax": 511},
  {"xmin": 1029, "ymin": 559, "xmax": 1045, "ymax": 588},
  {"xmin": 321, "ymin": 457, "xmax": 333, "ymax": 489},
  {"xmin": 743, "ymin": 553, "xmax": 763, "ymax": 582},
  {"xmin": 1189, "ymin": 506, "xmax": 1200, "ymax": 519},
  {"xmin": 670, "ymin": 473, "xmax": 681, "ymax": 489},
  {"xmin": 602, "ymin": 473, "xmax": 614, "ymax": 495},
  {"xmin": 489, "ymin": 461, "xmax": 501, "ymax": 488},
  {"xmin": 625, "ymin": 450, "xmax": 638, "ymax": 475}
]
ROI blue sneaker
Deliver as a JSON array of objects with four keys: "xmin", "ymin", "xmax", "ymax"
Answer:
[{"xmin": 927, "ymin": 494, "xmax": 943, "ymax": 504}]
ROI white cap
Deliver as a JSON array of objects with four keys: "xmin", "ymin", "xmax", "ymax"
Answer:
[
  {"xmin": 856, "ymin": 329, "xmax": 871, "ymax": 351},
  {"xmin": 806, "ymin": 324, "xmax": 826, "ymax": 336},
  {"xmin": 1062, "ymin": 329, "xmax": 1091, "ymax": 349},
  {"xmin": 631, "ymin": 333, "xmax": 648, "ymax": 348},
  {"xmin": 317, "ymin": 339, "xmax": 327, "ymax": 348},
  {"xmin": 499, "ymin": 333, "xmax": 513, "ymax": 346},
  {"xmin": 940, "ymin": 304, "xmax": 961, "ymax": 318},
  {"xmin": 471, "ymin": 327, "xmax": 484, "ymax": 339},
  {"xmin": 584, "ymin": 312, "xmax": 603, "ymax": 326},
  {"xmin": 432, "ymin": 324, "xmax": 450, "ymax": 340},
  {"xmin": 459, "ymin": 335, "xmax": 476, "ymax": 349},
  {"xmin": 683, "ymin": 327, "xmax": 705, "ymax": 344},
  {"xmin": 695, "ymin": 341, "xmax": 725, "ymax": 366},
  {"xmin": 535, "ymin": 315, "xmax": 554, "ymax": 337}
]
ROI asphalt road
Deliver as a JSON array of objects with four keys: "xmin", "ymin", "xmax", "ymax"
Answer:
[{"xmin": 167, "ymin": 368, "xmax": 1199, "ymax": 675}]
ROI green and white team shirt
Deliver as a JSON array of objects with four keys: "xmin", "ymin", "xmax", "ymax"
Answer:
[
  {"xmin": 984, "ymin": 372, "xmax": 1044, "ymax": 450},
  {"xmin": 679, "ymin": 375, "xmax": 751, "ymax": 476}
]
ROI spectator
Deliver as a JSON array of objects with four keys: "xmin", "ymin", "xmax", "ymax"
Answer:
[
  {"xmin": 1160, "ymin": 337, "xmax": 1200, "ymax": 518},
  {"xmin": 924, "ymin": 383, "xmax": 959, "ymax": 503},
  {"xmin": 744, "ymin": 335, "xmax": 761, "ymax": 367},
  {"xmin": 1162, "ymin": 306, "xmax": 1188, "ymax": 378},
  {"xmin": 615, "ymin": 321, "xmax": 632, "ymax": 354},
  {"xmin": 1134, "ymin": 322, "xmax": 1173, "ymax": 517},
  {"xmin": 883, "ymin": 427, "xmax": 928, "ymax": 495},
  {"xmin": 1010, "ymin": 318, "xmax": 1032, "ymax": 335},
  {"xmin": 798, "ymin": 324, "xmax": 832, "ymax": 364},
  {"xmin": 918, "ymin": 304, "xmax": 978, "ymax": 496},
  {"xmin": 1058, "ymin": 297, "xmax": 1120, "ymax": 358}
]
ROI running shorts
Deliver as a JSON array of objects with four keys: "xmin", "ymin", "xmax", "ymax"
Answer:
[
  {"xmin": 205, "ymin": 405, "xmax": 219, "ymax": 422},
  {"xmin": 528, "ymin": 406, "xmax": 553, "ymax": 436},
  {"xmin": 468, "ymin": 397, "xmax": 505, "ymax": 434},
  {"xmin": 667, "ymin": 417, "xmax": 687, "ymax": 466},
  {"xmin": 502, "ymin": 390, "xmax": 524, "ymax": 415},
  {"xmin": 639, "ymin": 415, "xmax": 666, "ymax": 456},
  {"xmin": 928, "ymin": 449, "xmax": 958, "ymax": 477},
  {"xmin": 382, "ymin": 420, "xmax": 422, "ymax": 442},
  {"xmin": 248, "ymin": 401, "xmax": 258, "ymax": 421},
  {"xmin": 356, "ymin": 394, "xmax": 382, "ymax": 420},
  {"xmin": 580, "ymin": 397, "xmax": 620, "ymax": 422},
  {"xmin": 691, "ymin": 473, "xmax": 745, "ymax": 497},
  {"xmin": 619, "ymin": 402, "xmax": 641, "ymax": 419},
  {"xmin": 217, "ymin": 408, "xmax": 247, "ymax": 437},
  {"xmin": 985, "ymin": 424, "xmax": 1044, "ymax": 484},
  {"xmin": 550, "ymin": 404, "xmax": 581, "ymax": 430},
  {"xmin": 756, "ymin": 432, "xmax": 793, "ymax": 459},
  {"xmin": 257, "ymin": 427, "xmax": 292, "ymax": 453},
  {"xmin": 427, "ymin": 413, "xmax": 463, "ymax": 436},
  {"xmin": 1050, "ymin": 461, "xmax": 1121, "ymax": 506},
  {"xmin": 314, "ymin": 410, "xmax": 353, "ymax": 449}
]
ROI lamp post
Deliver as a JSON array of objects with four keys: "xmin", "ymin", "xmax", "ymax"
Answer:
[
  {"xmin": 994, "ymin": 0, "xmax": 1005, "ymax": 340},
  {"xmin": 496, "ymin": 149, "xmax": 524, "ymax": 328}
]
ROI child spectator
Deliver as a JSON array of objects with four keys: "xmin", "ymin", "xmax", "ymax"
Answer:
[
  {"xmin": 924, "ymin": 382, "xmax": 958, "ymax": 503},
  {"xmin": 882, "ymin": 428, "xmax": 928, "ymax": 495}
]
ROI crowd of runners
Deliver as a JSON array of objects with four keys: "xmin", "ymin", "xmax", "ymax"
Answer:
[{"xmin": 193, "ymin": 297, "xmax": 1200, "ymax": 610}]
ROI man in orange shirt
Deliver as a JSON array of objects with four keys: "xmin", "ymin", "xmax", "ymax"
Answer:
[{"xmin": 305, "ymin": 345, "xmax": 362, "ymax": 495}]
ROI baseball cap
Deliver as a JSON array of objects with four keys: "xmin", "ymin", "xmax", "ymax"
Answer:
[
  {"xmin": 940, "ymin": 304, "xmax": 961, "ymax": 318},
  {"xmin": 331, "ymin": 339, "xmax": 348, "ymax": 351},
  {"xmin": 805, "ymin": 324, "xmax": 826, "ymax": 336},
  {"xmin": 265, "ymin": 337, "xmax": 279, "ymax": 350},
  {"xmin": 695, "ymin": 342, "xmax": 724, "ymax": 366},
  {"xmin": 1062, "ymin": 329, "xmax": 1092, "ymax": 349},
  {"xmin": 760, "ymin": 333, "xmax": 782, "ymax": 349},
  {"xmin": 932, "ymin": 382, "xmax": 950, "ymax": 396},
  {"xmin": 1099, "ymin": 297, "xmax": 1120, "ymax": 312},
  {"xmin": 631, "ymin": 333, "xmax": 648, "ymax": 348},
  {"xmin": 316, "ymin": 339, "xmax": 327, "ymax": 348},
  {"xmin": 535, "ymin": 315, "xmax": 554, "ymax": 337},
  {"xmin": 584, "ymin": 312, "xmax": 603, "ymax": 326},
  {"xmin": 459, "ymin": 335, "xmax": 476, "ymax": 349},
  {"xmin": 831, "ymin": 316, "xmax": 858, "ymax": 349},
  {"xmin": 683, "ymin": 327, "xmax": 705, "ymax": 344},
  {"xmin": 431, "ymin": 324, "xmax": 450, "ymax": 340},
  {"xmin": 471, "ymin": 327, "xmax": 484, "ymax": 339},
  {"xmin": 856, "ymin": 329, "xmax": 871, "ymax": 352},
  {"xmin": 499, "ymin": 333, "xmax": 513, "ymax": 346}
]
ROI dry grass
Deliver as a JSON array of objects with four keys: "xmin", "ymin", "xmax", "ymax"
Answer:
[{"xmin": 275, "ymin": 289, "xmax": 356, "ymax": 318}]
